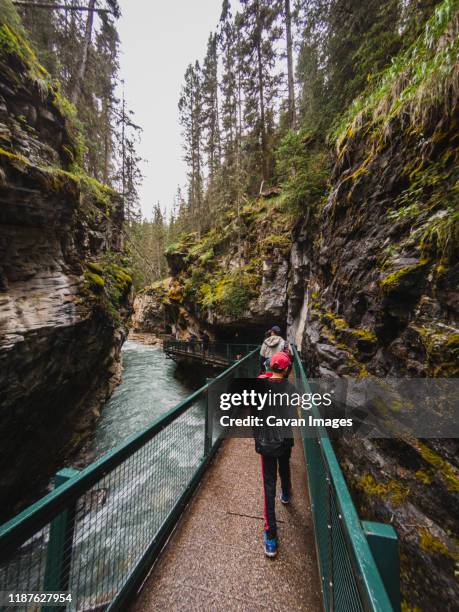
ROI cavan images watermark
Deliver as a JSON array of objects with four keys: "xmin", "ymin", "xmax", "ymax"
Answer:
[{"xmin": 207, "ymin": 378, "xmax": 459, "ymax": 439}]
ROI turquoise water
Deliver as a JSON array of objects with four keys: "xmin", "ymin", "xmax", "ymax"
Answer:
[{"xmin": 91, "ymin": 339, "xmax": 195, "ymax": 456}]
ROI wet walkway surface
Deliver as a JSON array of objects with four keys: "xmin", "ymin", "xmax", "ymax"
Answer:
[{"xmin": 130, "ymin": 437, "xmax": 322, "ymax": 611}]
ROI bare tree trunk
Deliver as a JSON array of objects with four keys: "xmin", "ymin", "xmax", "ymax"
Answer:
[
  {"xmin": 102, "ymin": 95, "xmax": 110, "ymax": 183},
  {"xmin": 70, "ymin": 0, "xmax": 95, "ymax": 105},
  {"xmin": 120, "ymin": 86, "xmax": 127, "ymax": 221},
  {"xmin": 284, "ymin": 0, "xmax": 296, "ymax": 129},
  {"xmin": 254, "ymin": 1, "xmax": 267, "ymax": 181}
]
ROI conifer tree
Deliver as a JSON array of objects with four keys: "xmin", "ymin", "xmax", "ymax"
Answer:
[
  {"xmin": 239, "ymin": 0, "xmax": 283, "ymax": 188},
  {"xmin": 151, "ymin": 202, "xmax": 166, "ymax": 279},
  {"xmin": 283, "ymin": 0, "xmax": 295, "ymax": 129},
  {"xmin": 202, "ymin": 32, "xmax": 221, "ymax": 190},
  {"xmin": 178, "ymin": 61, "xmax": 204, "ymax": 234},
  {"xmin": 218, "ymin": 0, "xmax": 239, "ymax": 206},
  {"xmin": 114, "ymin": 86, "xmax": 143, "ymax": 225}
]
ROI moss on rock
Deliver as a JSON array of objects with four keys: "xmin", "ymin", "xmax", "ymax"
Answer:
[
  {"xmin": 357, "ymin": 473, "xmax": 410, "ymax": 505},
  {"xmin": 84, "ymin": 271, "xmax": 104, "ymax": 291}
]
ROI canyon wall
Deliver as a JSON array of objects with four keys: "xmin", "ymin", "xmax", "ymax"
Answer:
[{"xmin": 0, "ymin": 21, "xmax": 132, "ymax": 517}]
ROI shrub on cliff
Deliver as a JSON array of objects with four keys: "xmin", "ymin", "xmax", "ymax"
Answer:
[
  {"xmin": 199, "ymin": 269, "xmax": 258, "ymax": 318},
  {"xmin": 275, "ymin": 130, "xmax": 329, "ymax": 212}
]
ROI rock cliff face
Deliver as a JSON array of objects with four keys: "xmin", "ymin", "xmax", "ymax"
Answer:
[
  {"xmin": 0, "ymin": 23, "xmax": 131, "ymax": 517},
  {"xmin": 154, "ymin": 197, "xmax": 292, "ymax": 341},
  {"xmin": 286, "ymin": 16, "xmax": 459, "ymax": 610},
  {"xmin": 131, "ymin": 278, "xmax": 171, "ymax": 337},
  {"xmin": 288, "ymin": 129, "xmax": 459, "ymax": 609}
]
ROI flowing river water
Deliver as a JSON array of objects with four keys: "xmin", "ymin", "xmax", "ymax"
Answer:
[{"xmin": 90, "ymin": 339, "xmax": 196, "ymax": 457}]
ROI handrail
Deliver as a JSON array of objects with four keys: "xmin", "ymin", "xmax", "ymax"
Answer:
[{"xmin": 292, "ymin": 345, "xmax": 398, "ymax": 611}]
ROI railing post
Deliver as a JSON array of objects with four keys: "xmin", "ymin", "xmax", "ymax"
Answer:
[
  {"xmin": 42, "ymin": 467, "xmax": 79, "ymax": 612},
  {"xmin": 362, "ymin": 521, "xmax": 401, "ymax": 611},
  {"xmin": 204, "ymin": 379, "xmax": 214, "ymax": 456}
]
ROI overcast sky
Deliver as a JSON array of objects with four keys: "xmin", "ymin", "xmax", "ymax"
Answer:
[{"xmin": 117, "ymin": 1, "xmax": 224, "ymax": 219}]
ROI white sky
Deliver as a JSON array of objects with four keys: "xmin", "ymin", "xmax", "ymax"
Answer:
[{"xmin": 117, "ymin": 1, "xmax": 224, "ymax": 219}]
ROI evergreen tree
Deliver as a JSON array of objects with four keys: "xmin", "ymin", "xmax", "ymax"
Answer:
[
  {"xmin": 178, "ymin": 61, "xmax": 204, "ymax": 235},
  {"xmin": 151, "ymin": 202, "xmax": 166, "ymax": 279},
  {"xmin": 218, "ymin": 0, "xmax": 240, "ymax": 206},
  {"xmin": 283, "ymin": 0, "xmax": 296, "ymax": 129},
  {"xmin": 325, "ymin": 0, "xmax": 400, "ymax": 118},
  {"xmin": 202, "ymin": 33, "xmax": 221, "ymax": 190},
  {"xmin": 113, "ymin": 86, "xmax": 143, "ymax": 225},
  {"xmin": 239, "ymin": 0, "xmax": 283, "ymax": 189}
]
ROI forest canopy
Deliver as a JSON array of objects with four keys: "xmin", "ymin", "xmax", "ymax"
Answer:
[{"xmin": 8, "ymin": 0, "xmax": 445, "ymax": 288}]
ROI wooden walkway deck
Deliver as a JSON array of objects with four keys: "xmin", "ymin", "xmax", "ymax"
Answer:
[{"xmin": 130, "ymin": 437, "xmax": 322, "ymax": 611}]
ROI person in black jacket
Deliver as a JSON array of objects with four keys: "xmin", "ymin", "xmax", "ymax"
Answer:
[{"xmin": 254, "ymin": 352, "xmax": 295, "ymax": 558}]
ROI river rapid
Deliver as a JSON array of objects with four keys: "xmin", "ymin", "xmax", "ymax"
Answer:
[{"xmin": 91, "ymin": 339, "xmax": 196, "ymax": 457}]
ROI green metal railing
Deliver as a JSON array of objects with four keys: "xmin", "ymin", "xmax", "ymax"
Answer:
[
  {"xmin": 0, "ymin": 348, "xmax": 260, "ymax": 612},
  {"xmin": 292, "ymin": 346, "xmax": 400, "ymax": 612},
  {"xmin": 163, "ymin": 340, "xmax": 259, "ymax": 364}
]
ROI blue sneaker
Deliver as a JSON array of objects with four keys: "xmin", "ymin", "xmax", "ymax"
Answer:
[
  {"xmin": 263, "ymin": 532, "xmax": 278, "ymax": 557},
  {"xmin": 280, "ymin": 491, "xmax": 291, "ymax": 505}
]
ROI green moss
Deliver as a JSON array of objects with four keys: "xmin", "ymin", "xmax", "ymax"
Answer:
[
  {"xmin": 348, "ymin": 328, "xmax": 377, "ymax": 342},
  {"xmin": 357, "ymin": 473, "xmax": 410, "ymax": 505},
  {"xmin": 0, "ymin": 0, "xmax": 27, "ymax": 35},
  {"xmin": 199, "ymin": 249, "xmax": 214, "ymax": 264},
  {"xmin": 0, "ymin": 23, "xmax": 45, "ymax": 78},
  {"xmin": 115, "ymin": 270, "xmax": 132, "ymax": 284},
  {"xmin": 165, "ymin": 241, "xmax": 186, "ymax": 256},
  {"xmin": 197, "ymin": 268, "xmax": 258, "ymax": 318},
  {"xmin": 413, "ymin": 326, "xmax": 459, "ymax": 375},
  {"xmin": 417, "ymin": 442, "xmax": 459, "ymax": 493},
  {"xmin": 414, "ymin": 470, "xmax": 432, "ymax": 485},
  {"xmin": 83, "ymin": 256, "xmax": 132, "ymax": 325},
  {"xmin": 323, "ymin": 312, "xmax": 348, "ymax": 331},
  {"xmin": 380, "ymin": 259, "xmax": 429, "ymax": 291},
  {"xmin": 401, "ymin": 602, "xmax": 422, "ymax": 612},
  {"xmin": 218, "ymin": 272, "xmax": 257, "ymax": 317},
  {"xmin": 445, "ymin": 333, "xmax": 459, "ymax": 351},
  {"xmin": 323, "ymin": 311, "xmax": 377, "ymax": 345},
  {"xmin": 167, "ymin": 284, "xmax": 184, "ymax": 303},
  {"xmin": 85, "ymin": 271, "xmax": 105, "ymax": 291},
  {"xmin": 418, "ymin": 528, "xmax": 457, "ymax": 559},
  {"xmin": 87, "ymin": 262, "xmax": 103, "ymax": 274},
  {"xmin": 258, "ymin": 233, "xmax": 291, "ymax": 254},
  {"xmin": 0, "ymin": 146, "xmax": 28, "ymax": 165}
]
